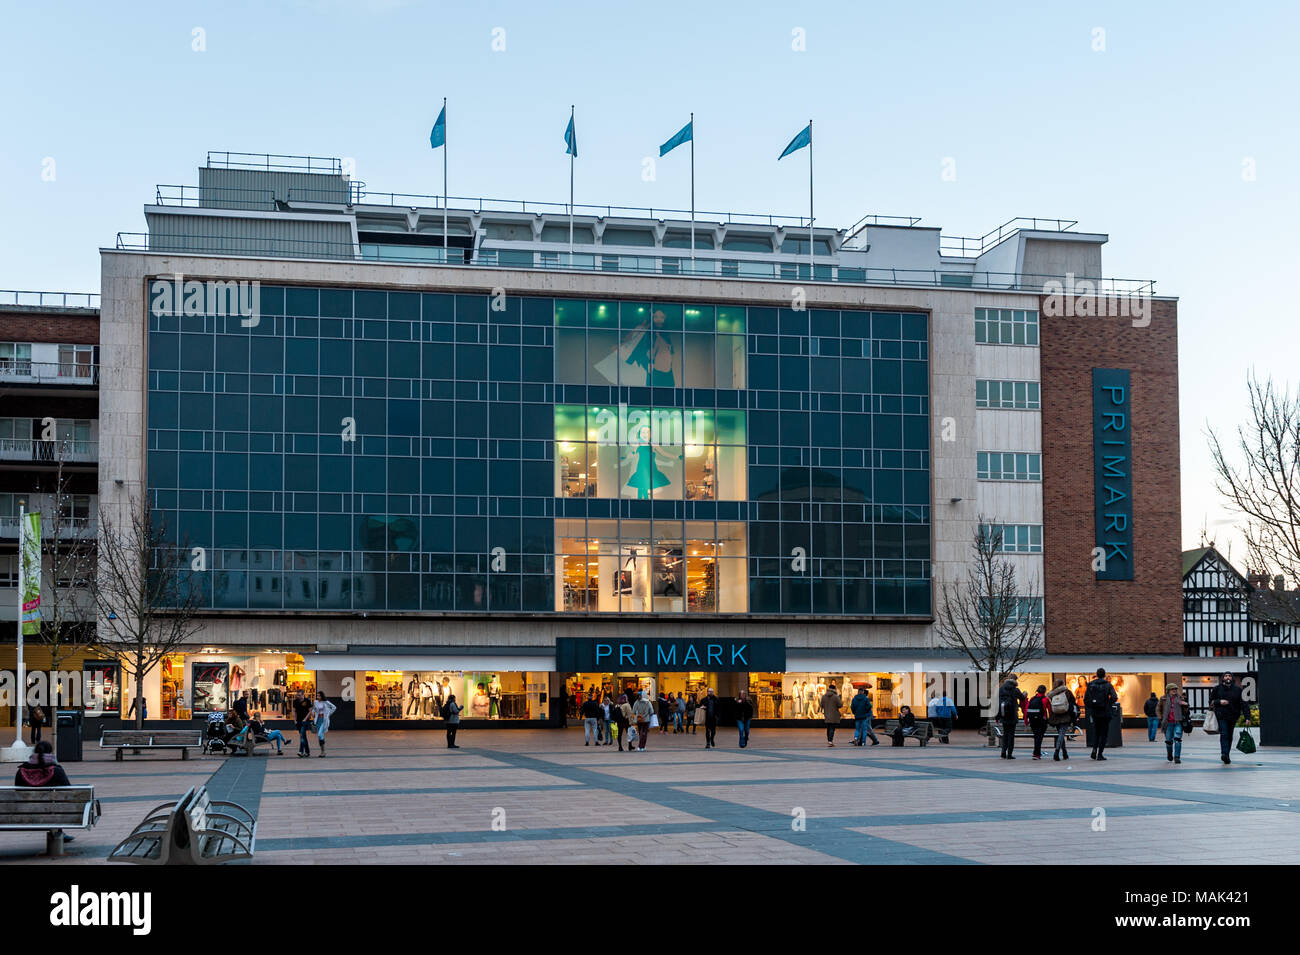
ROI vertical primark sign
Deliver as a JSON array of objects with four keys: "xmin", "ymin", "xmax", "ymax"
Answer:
[{"xmin": 1092, "ymin": 368, "xmax": 1133, "ymax": 581}]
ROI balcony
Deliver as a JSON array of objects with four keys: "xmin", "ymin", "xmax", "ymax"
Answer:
[
  {"xmin": 0, "ymin": 438, "xmax": 98, "ymax": 465},
  {"xmin": 0, "ymin": 359, "xmax": 99, "ymax": 386},
  {"xmin": 0, "ymin": 494, "xmax": 98, "ymax": 540}
]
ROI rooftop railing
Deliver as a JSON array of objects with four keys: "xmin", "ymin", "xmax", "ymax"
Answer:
[
  {"xmin": 0, "ymin": 290, "xmax": 100, "ymax": 309},
  {"xmin": 939, "ymin": 217, "xmax": 1080, "ymax": 257},
  {"xmin": 205, "ymin": 151, "xmax": 343, "ymax": 175},
  {"xmin": 155, "ymin": 184, "xmax": 278, "ymax": 210},
  {"xmin": 115, "ymin": 231, "xmax": 1156, "ymax": 296},
  {"xmin": 0, "ymin": 438, "xmax": 98, "ymax": 463}
]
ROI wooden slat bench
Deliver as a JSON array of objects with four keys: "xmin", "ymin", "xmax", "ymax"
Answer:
[
  {"xmin": 883, "ymin": 719, "xmax": 933, "ymax": 746},
  {"xmin": 100, "ymin": 729, "xmax": 204, "ymax": 760},
  {"xmin": 107, "ymin": 785, "xmax": 256, "ymax": 865},
  {"xmin": 990, "ymin": 721, "xmax": 1081, "ymax": 742},
  {"xmin": 0, "ymin": 786, "xmax": 100, "ymax": 856},
  {"xmin": 108, "ymin": 787, "xmax": 195, "ymax": 865}
]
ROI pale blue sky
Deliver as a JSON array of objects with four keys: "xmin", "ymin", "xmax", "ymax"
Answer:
[{"xmin": 2, "ymin": 0, "xmax": 1297, "ymax": 563}]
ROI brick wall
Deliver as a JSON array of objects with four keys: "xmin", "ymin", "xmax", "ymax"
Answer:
[
  {"xmin": 1039, "ymin": 297, "xmax": 1182, "ymax": 654},
  {"xmin": 0, "ymin": 308, "xmax": 99, "ymax": 344}
]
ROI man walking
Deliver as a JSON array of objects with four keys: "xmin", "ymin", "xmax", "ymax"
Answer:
[
  {"xmin": 736, "ymin": 689, "xmax": 754, "ymax": 748},
  {"xmin": 930, "ymin": 689, "xmax": 956, "ymax": 743},
  {"xmin": 631, "ymin": 690, "xmax": 654, "ymax": 751},
  {"xmin": 1144, "ymin": 691, "xmax": 1160, "ymax": 742},
  {"xmin": 699, "ymin": 688, "xmax": 719, "ymax": 749},
  {"xmin": 292, "ymin": 689, "xmax": 312, "ymax": 758},
  {"xmin": 850, "ymin": 685, "xmax": 880, "ymax": 746},
  {"xmin": 580, "ymin": 694, "xmax": 602, "ymax": 746},
  {"xmin": 820, "ymin": 683, "xmax": 842, "ymax": 747},
  {"xmin": 1208, "ymin": 671, "xmax": 1244, "ymax": 765},
  {"xmin": 998, "ymin": 678, "xmax": 1026, "ymax": 759},
  {"xmin": 1086, "ymin": 668, "xmax": 1119, "ymax": 760}
]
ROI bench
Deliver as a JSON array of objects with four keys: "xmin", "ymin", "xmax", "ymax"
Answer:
[
  {"xmin": 883, "ymin": 719, "xmax": 933, "ymax": 746},
  {"xmin": 0, "ymin": 786, "xmax": 100, "ymax": 856},
  {"xmin": 101, "ymin": 729, "xmax": 204, "ymax": 761},
  {"xmin": 108, "ymin": 785, "xmax": 256, "ymax": 865},
  {"xmin": 989, "ymin": 720, "xmax": 1080, "ymax": 743}
]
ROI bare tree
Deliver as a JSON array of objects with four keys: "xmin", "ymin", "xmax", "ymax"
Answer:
[
  {"xmin": 1209, "ymin": 373, "xmax": 1300, "ymax": 626},
  {"xmin": 934, "ymin": 519, "xmax": 1045, "ymax": 680},
  {"xmin": 33, "ymin": 456, "xmax": 98, "ymax": 686},
  {"xmin": 90, "ymin": 495, "xmax": 205, "ymax": 727}
]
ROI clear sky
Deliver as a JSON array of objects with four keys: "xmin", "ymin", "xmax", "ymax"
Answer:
[{"xmin": 2, "ymin": 0, "xmax": 1297, "ymax": 567}]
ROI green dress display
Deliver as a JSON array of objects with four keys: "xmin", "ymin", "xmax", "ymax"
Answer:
[{"xmin": 625, "ymin": 445, "xmax": 671, "ymax": 500}]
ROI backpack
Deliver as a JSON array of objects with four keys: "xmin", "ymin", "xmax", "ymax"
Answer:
[
  {"xmin": 1025, "ymin": 694, "xmax": 1048, "ymax": 718},
  {"xmin": 1048, "ymin": 690, "xmax": 1071, "ymax": 716},
  {"xmin": 1084, "ymin": 681, "xmax": 1109, "ymax": 711}
]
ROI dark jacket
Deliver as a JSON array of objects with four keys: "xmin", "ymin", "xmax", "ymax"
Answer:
[
  {"xmin": 821, "ymin": 691, "xmax": 842, "ymax": 724},
  {"xmin": 850, "ymin": 691, "xmax": 872, "ymax": 719},
  {"xmin": 736, "ymin": 698, "xmax": 755, "ymax": 721},
  {"xmin": 998, "ymin": 683, "xmax": 1025, "ymax": 720},
  {"xmin": 1157, "ymin": 693, "xmax": 1188, "ymax": 725},
  {"xmin": 1209, "ymin": 682, "xmax": 1244, "ymax": 724},
  {"xmin": 1143, "ymin": 695, "xmax": 1159, "ymax": 718},
  {"xmin": 291, "ymin": 698, "xmax": 312, "ymax": 723},
  {"xmin": 1085, "ymin": 678, "xmax": 1118, "ymax": 716},
  {"xmin": 580, "ymin": 699, "xmax": 602, "ymax": 719},
  {"xmin": 1046, "ymin": 686, "xmax": 1076, "ymax": 726},
  {"xmin": 15, "ymin": 756, "xmax": 71, "ymax": 788},
  {"xmin": 1024, "ymin": 692, "xmax": 1051, "ymax": 724},
  {"xmin": 698, "ymin": 694, "xmax": 718, "ymax": 721},
  {"xmin": 898, "ymin": 711, "xmax": 917, "ymax": 730}
]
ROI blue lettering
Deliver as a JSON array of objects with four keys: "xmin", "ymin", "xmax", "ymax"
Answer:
[
  {"xmin": 595, "ymin": 644, "xmax": 612, "ymax": 665},
  {"xmin": 1104, "ymin": 485, "xmax": 1128, "ymax": 505},
  {"xmin": 1102, "ymin": 454, "xmax": 1127, "ymax": 478},
  {"xmin": 656, "ymin": 645, "xmax": 677, "ymax": 666},
  {"xmin": 1102, "ymin": 411, "xmax": 1126, "ymax": 431},
  {"xmin": 707, "ymin": 644, "xmax": 722, "ymax": 666},
  {"xmin": 1104, "ymin": 512, "xmax": 1128, "ymax": 532},
  {"xmin": 619, "ymin": 644, "xmax": 634, "ymax": 666},
  {"xmin": 731, "ymin": 644, "xmax": 748, "ymax": 666},
  {"xmin": 683, "ymin": 645, "xmax": 700, "ymax": 666},
  {"xmin": 1106, "ymin": 542, "xmax": 1130, "ymax": 562},
  {"xmin": 1102, "ymin": 384, "xmax": 1126, "ymax": 405}
]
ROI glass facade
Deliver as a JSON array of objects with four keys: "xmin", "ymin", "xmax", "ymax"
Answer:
[{"xmin": 146, "ymin": 286, "xmax": 931, "ymax": 616}]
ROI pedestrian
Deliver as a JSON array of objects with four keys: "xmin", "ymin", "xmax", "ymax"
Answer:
[
  {"xmin": 1157, "ymin": 683, "xmax": 1188, "ymax": 764},
  {"xmin": 891, "ymin": 705, "xmax": 919, "ymax": 745},
  {"xmin": 632, "ymin": 690, "xmax": 654, "ymax": 751},
  {"xmin": 14, "ymin": 741, "xmax": 75, "ymax": 845},
  {"xmin": 658, "ymin": 693, "xmax": 670, "ymax": 733},
  {"xmin": 128, "ymin": 695, "xmax": 148, "ymax": 721},
  {"xmin": 312, "ymin": 690, "xmax": 336, "ymax": 757},
  {"xmin": 736, "ymin": 689, "xmax": 754, "ymax": 748},
  {"xmin": 1208, "ymin": 671, "xmax": 1244, "ymax": 765},
  {"xmin": 614, "ymin": 693, "xmax": 630, "ymax": 751},
  {"xmin": 674, "ymin": 693, "xmax": 686, "ymax": 733},
  {"xmin": 698, "ymin": 688, "xmax": 719, "ymax": 748},
  {"xmin": 850, "ymin": 684, "xmax": 880, "ymax": 746},
  {"xmin": 1046, "ymin": 678, "xmax": 1076, "ymax": 761},
  {"xmin": 1144, "ymin": 691, "xmax": 1160, "ymax": 742},
  {"xmin": 1025, "ymin": 684, "xmax": 1051, "ymax": 759},
  {"xmin": 820, "ymin": 683, "xmax": 842, "ymax": 746},
  {"xmin": 581, "ymin": 695, "xmax": 601, "ymax": 746},
  {"xmin": 443, "ymin": 693, "xmax": 462, "ymax": 747},
  {"xmin": 929, "ymin": 689, "xmax": 956, "ymax": 743},
  {"xmin": 292, "ymin": 689, "xmax": 312, "ymax": 757},
  {"xmin": 1085, "ymin": 668, "xmax": 1119, "ymax": 761},
  {"xmin": 998, "ymin": 678, "xmax": 1026, "ymax": 759},
  {"xmin": 602, "ymin": 693, "xmax": 615, "ymax": 746},
  {"xmin": 686, "ymin": 694, "xmax": 697, "ymax": 734},
  {"xmin": 26, "ymin": 703, "xmax": 45, "ymax": 745},
  {"xmin": 559, "ymin": 687, "xmax": 569, "ymax": 728}
]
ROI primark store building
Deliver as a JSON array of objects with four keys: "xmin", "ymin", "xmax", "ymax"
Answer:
[{"xmin": 73, "ymin": 152, "xmax": 1206, "ymax": 728}]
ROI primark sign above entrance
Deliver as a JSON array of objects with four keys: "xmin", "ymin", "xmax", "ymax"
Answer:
[{"xmin": 555, "ymin": 638, "xmax": 785, "ymax": 673}]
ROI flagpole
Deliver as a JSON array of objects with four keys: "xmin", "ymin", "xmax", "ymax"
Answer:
[
  {"xmin": 689, "ymin": 112, "xmax": 695, "ymax": 266},
  {"xmin": 12, "ymin": 503, "xmax": 25, "ymax": 747},
  {"xmin": 569, "ymin": 105, "xmax": 575, "ymax": 261},
  {"xmin": 808, "ymin": 119, "xmax": 814, "ymax": 278},
  {"xmin": 442, "ymin": 97, "xmax": 448, "ymax": 263}
]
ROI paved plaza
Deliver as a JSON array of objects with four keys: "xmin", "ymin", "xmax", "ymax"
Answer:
[{"xmin": 4, "ymin": 727, "xmax": 1298, "ymax": 865}]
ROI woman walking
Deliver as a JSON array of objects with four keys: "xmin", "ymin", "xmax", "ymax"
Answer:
[
  {"xmin": 443, "ymin": 693, "xmax": 462, "ymax": 748},
  {"xmin": 1046, "ymin": 678, "xmax": 1076, "ymax": 761},
  {"xmin": 1157, "ymin": 683, "xmax": 1187, "ymax": 764},
  {"xmin": 1025, "ymin": 684, "xmax": 1052, "ymax": 759},
  {"xmin": 820, "ymin": 684, "xmax": 842, "ymax": 746},
  {"xmin": 312, "ymin": 691, "xmax": 336, "ymax": 757}
]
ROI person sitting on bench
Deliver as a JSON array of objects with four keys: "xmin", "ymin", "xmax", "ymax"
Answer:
[
  {"xmin": 14, "ymin": 741, "xmax": 74, "ymax": 843},
  {"xmin": 234, "ymin": 715, "xmax": 289, "ymax": 755},
  {"xmin": 891, "ymin": 706, "xmax": 919, "ymax": 746}
]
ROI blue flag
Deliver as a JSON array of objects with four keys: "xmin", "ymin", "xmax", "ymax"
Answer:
[
  {"xmin": 779, "ymin": 123, "xmax": 811, "ymax": 159},
  {"xmin": 659, "ymin": 120, "xmax": 693, "ymax": 157},
  {"xmin": 430, "ymin": 104, "xmax": 446, "ymax": 149},
  {"xmin": 565, "ymin": 114, "xmax": 577, "ymax": 158}
]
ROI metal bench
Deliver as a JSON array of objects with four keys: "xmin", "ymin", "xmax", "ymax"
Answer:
[
  {"xmin": 883, "ymin": 719, "xmax": 933, "ymax": 746},
  {"xmin": 100, "ymin": 729, "xmax": 204, "ymax": 760},
  {"xmin": 0, "ymin": 786, "xmax": 100, "ymax": 856},
  {"xmin": 108, "ymin": 787, "xmax": 196, "ymax": 864},
  {"xmin": 989, "ymin": 720, "xmax": 1080, "ymax": 741},
  {"xmin": 108, "ymin": 785, "xmax": 256, "ymax": 865}
]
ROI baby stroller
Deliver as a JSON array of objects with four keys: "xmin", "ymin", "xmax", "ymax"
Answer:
[{"xmin": 202, "ymin": 712, "xmax": 237, "ymax": 754}]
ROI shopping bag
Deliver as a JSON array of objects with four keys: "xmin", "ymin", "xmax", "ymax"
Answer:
[
  {"xmin": 1203, "ymin": 710, "xmax": 1218, "ymax": 734},
  {"xmin": 627, "ymin": 725, "xmax": 638, "ymax": 744},
  {"xmin": 649, "ymin": 713, "xmax": 659, "ymax": 728},
  {"xmin": 1236, "ymin": 729, "xmax": 1256, "ymax": 754}
]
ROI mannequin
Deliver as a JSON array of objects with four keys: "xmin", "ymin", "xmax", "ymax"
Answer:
[
  {"xmin": 407, "ymin": 674, "xmax": 422, "ymax": 716},
  {"xmin": 489, "ymin": 675, "xmax": 502, "ymax": 718}
]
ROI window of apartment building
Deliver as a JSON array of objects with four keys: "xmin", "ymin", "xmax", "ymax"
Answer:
[
  {"xmin": 974, "ymin": 307, "xmax": 1038, "ymax": 346},
  {"xmin": 1183, "ymin": 598, "xmax": 1202, "ymax": 613},
  {"xmin": 976, "ymin": 379, "xmax": 1040, "ymax": 410},
  {"xmin": 0, "ymin": 343, "xmax": 32, "ymax": 374},
  {"xmin": 979, "ymin": 522, "xmax": 1042, "ymax": 554},
  {"xmin": 977, "ymin": 451, "xmax": 1042, "ymax": 481},
  {"xmin": 978, "ymin": 595, "xmax": 1044, "ymax": 624},
  {"xmin": 0, "ymin": 555, "xmax": 16, "ymax": 587},
  {"xmin": 58, "ymin": 344, "xmax": 95, "ymax": 378}
]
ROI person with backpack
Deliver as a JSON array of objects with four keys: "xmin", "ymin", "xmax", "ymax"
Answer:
[
  {"xmin": 26, "ymin": 703, "xmax": 45, "ymax": 745},
  {"xmin": 1085, "ymin": 668, "xmax": 1119, "ymax": 760},
  {"xmin": 1024, "ymin": 684, "xmax": 1052, "ymax": 759},
  {"xmin": 1144, "ymin": 692, "xmax": 1160, "ymax": 742},
  {"xmin": 850, "ymin": 685, "xmax": 880, "ymax": 746},
  {"xmin": 698, "ymin": 687, "xmax": 719, "ymax": 749},
  {"xmin": 998, "ymin": 678, "xmax": 1026, "ymax": 759},
  {"xmin": 1157, "ymin": 683, "xmax": 1188, "ymax": 764},
  {"xmin": 443, "ymin": 693, "xmax": 461, "ymax": 748},
  {"xmin": 1208, "ymin": 671, "xmax": 1244, "ymax": 765},
  {"xmin": 1046, "ymin": 678, "xmax": 1076, "ymax": 761}
]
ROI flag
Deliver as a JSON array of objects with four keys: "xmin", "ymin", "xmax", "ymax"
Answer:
[
  {"xmin": 659, "ymin": 119, "xmax": 693, "ymax": 157},
  {"xmin": 430, "ymin": 104, "xmax": 446, "ymax": 149},
  {"xmin": 565, "ymin": 114, "xmax": 577, "ymax": 158},
  {"xmin": 20, "ymin": 511, "xmax": 40, "ymax": 636},
  {"xmin": 779, "ymin": 123, "xmax": 812, "ymax": 159}
]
